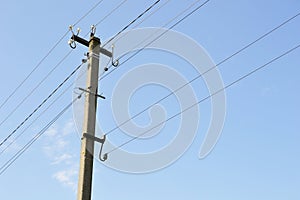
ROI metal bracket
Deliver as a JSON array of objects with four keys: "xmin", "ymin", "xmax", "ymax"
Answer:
[
  {"xmin": 78, "ymin": 87, "xmax": 105, "ymax": 99},
  {"xmin": 68, "ymin": 25, "xmax": 81, "ymax": 49},
  {"xmin": 82, "ymin": 133, "xmax": 108, "ymax": 162},
  {"xmin": 111, "ymin": 44, "xmax": 119, "ymax": 67}
]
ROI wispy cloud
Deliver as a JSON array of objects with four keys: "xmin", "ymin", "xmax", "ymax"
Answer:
[
  {"xmin": 52, "ymin": 165, "xmax": 78, "ymax": 191},
  {"xmin": 43, "ymin": 120, "xmax": 75, "ymax": 157},
  {"xmin": 63, "ymin": 119, "xmax": 76, "ymax": 136},
  {"xmin": 0, "ymin": 137, "xmax": 22, "ymax": 154},
  {"xmin": 43, "ymin": 119, "xmax": 79, "ymax": 192},
  {"xmin": 43, "ymin": 136, "xmax": 69, "ymax": 158},
  {"xmin": 44, "ymin": 125, "xmax": 58, "ymax": 137},
  {"xmin": 51, "ymin": 153, "xmax": 74, "ymax": 165}
]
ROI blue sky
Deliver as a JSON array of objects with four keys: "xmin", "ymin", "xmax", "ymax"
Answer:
[{"xmin": 0, "ymin": 0, "xmax": 299, "ymax": 199}]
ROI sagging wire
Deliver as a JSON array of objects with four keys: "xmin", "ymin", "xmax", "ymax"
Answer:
[
  {"xmin": 105, "ymin": 43, "xmax": 300, "ymax": 155},
  {"xmin": 0, "ymin": 61, "xmax": 85, "ymax": 148},
  {"xmin": 0, "ymin": 93, "xmax": 83, "ymax": 176},
  {"xmin": 98, "ymin": 0, "xmax": 208, "ymax": 78},
  {"xmin": 102, "ymin": 0, "xmax": 161, "ymax": 47}
]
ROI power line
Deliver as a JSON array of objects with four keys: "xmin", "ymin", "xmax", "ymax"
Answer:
[
  {"xmin": 126, "ymin": 0, "xmax": 172, "ymax": 30},
  {"xmin": 0, "ymin": 0, "xmax": 129, "ymax": 130},
  {"xmin": 0, "ymin": 51, "xmax": 72, "ymax": 127},
  {"xmin": 73, "ymin": 0, "xmax": 105, "ymax": 26},
  {"xmin": 0, "ymin": 65, "xmax": 88, "ymax": 157},
  {"xmin": 95, "ymin": 0, "xmax": 129, "ymax": 27},
  {"xmin": 0, "ymin": 95, "xmax": 81, "ymax": 176},
  {"xmin": 102, "ymin": 11, "xmax": 300, "ymax": 137},
  {"xmin": 0, "ymin": 1, "xmax": 297, "ymax": 174},
  {"xmin": 119, "ymin": 0, "xmax": 210, "ymax": 66},
  {"xmin": 0, "ymin": 32, "xmax": 68, "ymax": 111},
  {"xmin": 0, "ymin": 0, "xmax": 170, "ymax": 156},
  {"xmin": 0, "ymin": 0, "xmax": 106, "ymax": 111},
  {"xmin": 0, "ymin": 63, "xmax": 84, "ymax": 148},
  {"xmin": 108, "ymin": 0, "xmax": 173, "ymax": 45},
  {"xmin": 0, "ymin": 0, "xmax": 172, "ymax": 129},
  {"xmin": 0, "ymin": 82, "xmax": 74, "ymax": 156},
  {"xmin": 99, "ymin": 0, "xmax": 208, "ymax": 79},
  {"xmin": 102, "ymin": 0, "xmax": 162, "ymax": 47},
  {"xmin": 105, "ymin": 42, "xmax": 300, "ymax": 154}
]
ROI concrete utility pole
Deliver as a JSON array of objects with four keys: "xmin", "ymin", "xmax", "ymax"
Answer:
[
  {"xmin": 71, "ymin": 27, "xmax": 113, "ymax": 200},
  {"xmin": 77, "ymin": 34, "xmax": 100, "ymax": 200}
]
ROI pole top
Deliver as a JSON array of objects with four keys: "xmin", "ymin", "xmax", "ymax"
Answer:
[{"xmin": 89, "ymin": 35, "xmax": 101, "ymax": 45}]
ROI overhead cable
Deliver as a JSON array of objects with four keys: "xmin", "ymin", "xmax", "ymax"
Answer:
[
  {"xmin": 99, "ymin": 0, "xmax": 208, "ymax": 78},
  {"xmin": 0, "ymin": 63, "xmax": 84, "ymax": 147},
  {"xmin": 0, "ymin": 0, "xmax": 106, "ymax": 111},
  {"xmin": 0, "ymin": 95, "xmax": 82, "ymax": 176},
  {"xmin": 102, "ymin": 11, "xmax": 300, "ymax": 137},
  {"xmin": 102, "ymin": 0, "xmax": 162, "ymax": 47},
  {"xmin": 105, "ymin": 43, "xmax": 300, "ymax": 154}
]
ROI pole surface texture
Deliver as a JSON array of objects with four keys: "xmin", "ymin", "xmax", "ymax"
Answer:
[{"xmin": 77, "ymin": 36, "xmax": 100, "ymax": 200}]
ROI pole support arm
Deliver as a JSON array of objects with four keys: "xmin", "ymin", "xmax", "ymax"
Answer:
[
  {"xmin": 71, "ymin": 35, "xmax": 112, "ymax": 58},
  {"xmin": 82, "ymin": 133, "xmax": 108, "ymax": 162}
]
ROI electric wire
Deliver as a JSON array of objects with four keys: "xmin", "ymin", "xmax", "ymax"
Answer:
[
  {"xmin": 106, "ymin": 0, "xmax": 173, "ymax": 46},
  {"xmin": 101, "ymin": 11, "xmax": 300, "ymax": 137},
  {"xmin": 118, "ymin": 0, "xmax": 209, "ymax": 65},
  {"xmin": 0, "ymin": 63, "xmax": 84, "ymax": 148},
  {"xmin": 0, "ymin": 32, "xmax": 68, "ymax": 111},
  {"xmin": 0, "ymin": 0, "xmax": 174, "ymax": 155},
  {"xmin": 0, "ymin": 0, "xmax": 165, "ymax": 130},
  {"xmin": 99, "ymin": 0, "xmax": 207, "ymax": 79},
  {"xmin": 0, "ymin": 0, "xmax": 203, "ymax": 176},
  {"xmin": 0, "ymin": 64, "xmax": 88, "ymax": 156},
  {"xmin": 73, "ymin": 0, "xmax": 105, "ymax": 26},
  {"xmin": 95, "ymin": 0, "xmax": 129, "ymax": 27},
  {"xmin": 0, "ymin": 95, "xmax": 81, "ymax": 176},
  {"xmin": 109, "ymin": 0, "xmax": 202, "ymax": 47},
  {"xmin": 106, "ymin": 42, "xmax": 300, "ymax": 154},
  {"xmin": 0, "ymin": 51, "xmax": 73, "ymax": 127},
  {"xmin": 0, "ymin": 0, "xmax": 106, "ymax": 111},
  {"xmin": 0, "ymin": 0, "xmax": 128, "ymax": 132},
  {"xmin": 102, "ymin": 0, "xmax": 162, "ymax": 47},
  {"xmin": 0, "ymin": 2, "xmax": 298, "ymax": 171},
  {"xmin": 0, "ymin": 79, "xmax": 79, "ymax": 156},
  {"xmin": 0, "ymin": 87, "xmax": 68, "ymax": 156}
]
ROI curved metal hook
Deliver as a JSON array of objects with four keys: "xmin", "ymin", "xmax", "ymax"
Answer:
[
  {"xmin": 111, "ymin": 44, "xmax": 119, "ymax": 67},
  {"xmin": 99, "ymin": 135, "xmax": 108, "ymax": 162},
  {"xmin": 91, "ymin": 25, "xmax": 96, "ymax": 36},
  {"xmin": 68, "ymin": 25, "xmax": 77, "ymax": 49},
  {"xmin": 112, "ymin": 60, "xmax": 119, "ymax": 67},
  {"xmin": 69, "ymin": 25, "xmax": 74, "ymax": 34},
  {"xmin": 68, "ymin": 25, "xmax": 81, "ymax": 49},
  {"xmin": 82, "ymin": 133, "xmax": 108, "ymax": 162},
  {"xmin": 69, "ymin": 39, "xmax": 76, "ymax": 49}
]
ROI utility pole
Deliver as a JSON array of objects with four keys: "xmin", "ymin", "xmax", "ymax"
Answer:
[{"xmin": 70, "ymin": 26, "xmax": 113, "ymax": 200}]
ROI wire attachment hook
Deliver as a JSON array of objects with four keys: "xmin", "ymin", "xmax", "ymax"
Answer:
[
  {"xmin": 90, "ymin": 25, "xmax": 96, "ymax": 37},
  {"xmin": 68, "ymin": 25, "xmax": 81, "ymax": 49},
  {"xmin": 82, "ymin": 133, "xmax": 108, "ymax": 162},
  {"xmin": 103, "ymin": 44, "xmax": 119, "ymax": 71},
  {"xmin": 111, "ymin": 44, "xmax": 119, "ymax": 67},
  {"xmin": 99, "ymin": 135, "xmax": 108, "ymax": 162}
]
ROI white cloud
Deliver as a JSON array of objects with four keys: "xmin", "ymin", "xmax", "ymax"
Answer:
[
  {"xmin": 0, "ymin": 137, "xmax": 22, "ymax": 154},
  {"xmin": 42, "ymin": 119, "xmax": 80, "ymax": 192},
  {"xmin": 51, "ymin": 153, "xmax": 74, "ymax": 165},
  {"xmin": 63, "ymin": 119, "xmax": 76, "ymax": 136},
  {"xmin": 56, "ymin": 138, "xmax": 69, "ymax": 150},
  {"xmin": 43, "ymin": 136, "xmax": 69, "ymax": 157},
  {"xmin": 43, "ymin": 123, "xmax": 71, "ymax": 157},
  {"xmin": 52, "ymin": 166, "xmax": 78, "ymax": 191},
  {"xmin": 44, "ymin": 125, "xmax": 58, "ymax": 137}
]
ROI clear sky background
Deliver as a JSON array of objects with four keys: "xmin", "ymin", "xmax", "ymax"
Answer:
[{"xmin": 0, "ymin": 0, "xmax": 299, "ymax": 199}]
